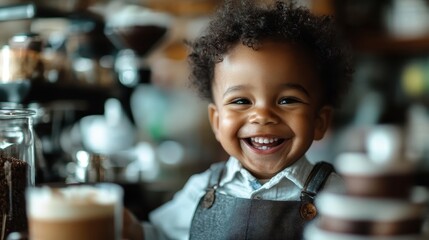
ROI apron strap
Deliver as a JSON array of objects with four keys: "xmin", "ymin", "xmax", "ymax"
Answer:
[
  {"xmin": 300, "ymin": 161, "xmax": 335, "ymax": 203},
  {"xmin": 202, "ymin": 162, "xmax": 226, "ymax": 209},
  {"xmin": 299, "ymin": 161, "xmax": 335, "ymax": 220},
  {"xmin": 207, "ymin": 161, "xmax": 226, "ymax": 188}
]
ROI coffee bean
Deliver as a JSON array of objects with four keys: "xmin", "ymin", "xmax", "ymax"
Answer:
[{"xmin": 0, "ymin": 155, "xmax": 29, "ymax": 237}]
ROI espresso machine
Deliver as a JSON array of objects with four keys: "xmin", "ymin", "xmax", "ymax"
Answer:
[{"xmin": 0, "ymin": 2, "xmax": 122, "ymax": 183}]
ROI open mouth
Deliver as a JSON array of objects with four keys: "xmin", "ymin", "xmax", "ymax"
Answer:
[{"xmin": 245, "ymin": 137, "xmax": 285, "ymax": 151}]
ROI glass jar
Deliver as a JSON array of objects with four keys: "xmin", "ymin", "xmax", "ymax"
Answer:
[{"xmin": 0, "ymin": 108, "xmax": 36, "ymax": 240}]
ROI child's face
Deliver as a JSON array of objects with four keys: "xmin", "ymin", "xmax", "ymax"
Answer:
[{"xmin": 208, "ymin": 40, "xmax": 332, "ymax": 179}]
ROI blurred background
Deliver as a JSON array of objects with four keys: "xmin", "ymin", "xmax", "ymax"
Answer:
[{"xmin": 0, "ymin": 0, "xmax": 428, "ymax": 220}]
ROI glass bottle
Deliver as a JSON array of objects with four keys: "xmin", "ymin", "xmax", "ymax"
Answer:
[{"xmin": 0, "ymin": 108, "xmax": 35, "ymax": 240}]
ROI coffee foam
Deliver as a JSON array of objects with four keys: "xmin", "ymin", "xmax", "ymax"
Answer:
[
  {"xmin": 335, "ymin": 152, "xmax": 414, "ymax": 176},
  {"xmin": 316, "ymin": 191, "xmax": 427, "ymax": 221},
  {"xmin": 304, "ymin": 222, "xmax": 424, "ymax": 240},
  {"xmin": 27, "ymin": 186, "xmax": 118, "ymax": 220}
]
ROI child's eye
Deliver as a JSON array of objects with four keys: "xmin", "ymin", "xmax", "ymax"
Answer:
[
  {"xmin": 231, "ymin": 98, "xmax": 250, "ymax": 104},
  {"xmin": 278, "ymin": 97, "xmax": 301, "ymax": 105}
]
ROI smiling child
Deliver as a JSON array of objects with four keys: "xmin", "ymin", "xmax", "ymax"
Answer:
[{"xmin": 123, "ymin": 1, "xmax": 353, "ymax": 239}]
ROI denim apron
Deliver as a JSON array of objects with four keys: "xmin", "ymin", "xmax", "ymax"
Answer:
[{"xmin": 190, "ymin": 161, "xmax": 334, "ymax": 240}]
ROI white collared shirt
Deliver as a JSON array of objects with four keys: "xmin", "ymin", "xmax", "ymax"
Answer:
[{"xmin": 143, "ymin": 156, "xmax": 344, "ymax": 240}]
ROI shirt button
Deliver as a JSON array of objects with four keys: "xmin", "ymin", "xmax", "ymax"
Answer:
[{"xmin": 253, "ymin": 195, "xmax": 262, "ymax": 200}]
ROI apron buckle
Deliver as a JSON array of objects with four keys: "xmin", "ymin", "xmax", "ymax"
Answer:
[
  {"xmin": 300, "ymin": 201, "xmax": 317, "ymax": 220},
  {"xmin": 202, "ymin": 187, "xmax": 216, "ymax": 209}
]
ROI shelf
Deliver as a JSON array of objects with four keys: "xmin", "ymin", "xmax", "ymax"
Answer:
[
  {"xmin": 0, "ymin": 2, "xmax": 104, "ymax": 22},
  {"xmin": 348, "ymin": 32, "xmax": 429, "ymax": 55},
  {"xmin": 144, "ymin": 0, "xmax": 220, "ymax": 16}
]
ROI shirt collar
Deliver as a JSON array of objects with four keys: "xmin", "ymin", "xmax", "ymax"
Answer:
[{"xmin": 221, "ymin": 156, "xmax": 315, "ymax": 190}]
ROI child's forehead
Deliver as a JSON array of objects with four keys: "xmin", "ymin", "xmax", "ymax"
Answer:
[
  {"xmin": 213, "ymin": 40, "xmax": 321, "ymax": 89},
  {"xmin": 217, "ymin": 40, "xmax": 319, "ymax": 76},
  {"xmin": 226, "ymin": 40, "xmax": 316, "ymax": 62}
]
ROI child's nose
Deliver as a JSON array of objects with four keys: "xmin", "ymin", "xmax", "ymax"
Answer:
[{"xmin": 249, "ymin": 106, "xmax": 279, "ymax": 125}]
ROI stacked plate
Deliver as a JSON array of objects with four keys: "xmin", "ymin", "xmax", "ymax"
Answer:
[{"xmin": 304, "ymin": 153, "xmax": 429, "ymax": 240}]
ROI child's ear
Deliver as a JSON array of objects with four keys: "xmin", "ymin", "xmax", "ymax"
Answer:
[
  {"xmin": 314, "ymin": 106, "xmax": 333, "ymax": 140},
  {"xmin": 208, "ymin": 103, "xmax": 220, "ymax": 141}
]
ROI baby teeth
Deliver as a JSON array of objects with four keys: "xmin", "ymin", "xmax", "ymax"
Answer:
[{"xmin": 251, "ymin": 137, "xmax": 279, "ymax": 144}]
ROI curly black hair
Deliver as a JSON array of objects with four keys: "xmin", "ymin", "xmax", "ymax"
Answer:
[{"xmin": 187, "ymin": 0, "xmax": 353, "ymax": 108}]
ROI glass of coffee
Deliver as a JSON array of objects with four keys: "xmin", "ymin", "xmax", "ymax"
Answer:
[{"xmin": 26, "ymin": 183, "xmax": 123, "ymax": 240}]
